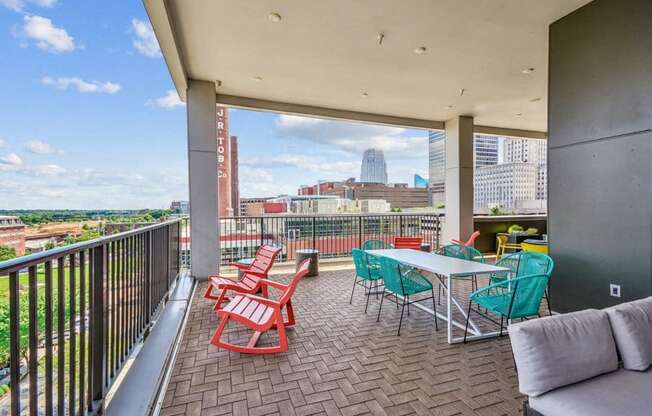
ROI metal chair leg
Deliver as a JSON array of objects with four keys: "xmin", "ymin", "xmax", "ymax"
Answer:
[
  {"xmin": 545, "ymin": 289, "xmax": 552, "ymax": 316},
  {"xmin": 499, "ymin": 316, "xmax": 504, "ymax": 337},
  {"xmin": 437, "ymin": 284, "xmax": 441, "ymax": 305},
  {"xmin": 349, "ymin": 276, "xmax": 358, "ymax": 304},
  {"xmin": 397, "ymin": 298, "xmax": 406, "ymax": 336},
  {"xmin": 431, "ymin": 288, "xmax": 439, "ymax": 331},
  {"xmin": 463, "ymin": 301, "xmax": 472, "ymax": 343},
  {"xmin": 406, "ymin": 294, "xmax": 410, "ymax": 316},
  {"xmin": 376, "ymin": 289, "xmax": 385, "ymax": 322}
]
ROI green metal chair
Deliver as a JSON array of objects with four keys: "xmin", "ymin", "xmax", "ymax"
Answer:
[
  {"xmin": 350, "ymin": 249, "xmax": 384, "ymax": 313},
  {"xmin": 464, "ymin": 273, "xmax": 550, "ymax": 342},
  {"xmin": 361, "ymin": 239, "xmax": 394, "ymax": 250},
  {"xmin": 376, "ymin": 256, "xmax": 438, "ymax": 335},
  {"xmin": 489, "ymin": 252, "xmax": 555, "ymax": 314}
]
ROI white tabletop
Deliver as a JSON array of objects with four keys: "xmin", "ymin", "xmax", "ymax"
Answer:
[{"xmin": 366, "ymin": 249, "xmax": 510, "ymax": 277}]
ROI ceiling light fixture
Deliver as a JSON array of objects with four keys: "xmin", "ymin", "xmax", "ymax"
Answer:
[
  {"xmin": 414, "ymin": 46, "xmax": 426, "ymax": 54},
  {"xmin": 377, "ymin": 33, "xmax": 385, "ymax": 46},
  {"xmin": 254, "ymin": 76, "xmax": 263, "ymax": 82},
  {"xmin": 515, "ymin": 112, "xmax": 523, "ymax": 117},
  {"xmin": 268, "ymin": 12, "xmax": 282, "ymax": 22},
  {"xmin": 361, "ymin": 92, "xmax": 369, "ymax": 97},
  {"xmin": 529, "ymin": 97, "xmax": 541, "ymax": 102},
  {"xmin": 446, "ymin": 105, "xmax": 454, "ymax": 109},
  {"xmin": 521, "ymin": 67, "xmax": 535, "ymax": 74},
  {"xmin": 459, "ymin": 88, "xmax": 466, "ymax": 97}
]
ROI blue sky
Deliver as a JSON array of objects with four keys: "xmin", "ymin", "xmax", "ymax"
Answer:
[{"xmin": 0, "ymin": 0, "xmax": 428, "ymax": 209}]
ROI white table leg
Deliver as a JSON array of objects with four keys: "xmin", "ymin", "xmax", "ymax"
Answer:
[{"xmin": 447, "ymin": 275, "xmax": 452, "ymax": 343}]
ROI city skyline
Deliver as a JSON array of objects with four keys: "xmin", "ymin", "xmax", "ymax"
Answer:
[{"xmin": 0, "ymin": 1, "xmax": 429, "ymax": 210}]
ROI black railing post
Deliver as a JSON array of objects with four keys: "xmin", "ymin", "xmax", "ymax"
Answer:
[
  {"xmin": 312, "ymin": 217, "xmax": 317, "ymax": 250},
  {"xmin": 9, "ymin": 271, "xmax": 20, "ymax": 416},
  {"xmin": 145, "ymin": 230, "xmax": 152, "ymax": 324},
  {"xmin": 259, "ymin": 217, "xmax": 264, "ymax": 248},
  {"xmin": 90, "ymin": 244, "xmax": 106, "ymax": 412},
  {"xmin": 436, "ymin": 216, "xmax": 441, "ymax": 249},
  {"xmin": 399, "ymin": 215, "xmax": 404, "ymax": 236}
]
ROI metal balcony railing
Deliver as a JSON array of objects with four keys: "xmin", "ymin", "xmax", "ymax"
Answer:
[
  {"xmin": 0, "ymin": 218, "xmax": 188, "ymax": 415},
  {"xmin": 218, "ymin": 213, "xmax": 443, "ymax": 265}
]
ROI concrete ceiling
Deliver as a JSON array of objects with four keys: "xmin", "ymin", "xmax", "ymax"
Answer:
[{"xmin": 146, "ymin": 0, "xmax": 592, "ymax": 133}]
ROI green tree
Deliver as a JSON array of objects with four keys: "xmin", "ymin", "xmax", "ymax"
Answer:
[{"xmin": 0, "ymin": 246, "xmax": 17, "ymax": 261}]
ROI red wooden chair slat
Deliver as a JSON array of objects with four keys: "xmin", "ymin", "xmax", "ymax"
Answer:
[
  {"xmin": 394, "ymin": 237, "xmax": 423, "ymax": 250},
  {"xmin": 203, "ymin": 245, "xmax": 282, "ymax": 310},
  {"xmin": 451, "ymin": 230, "xmax": 481, "ymax": 247},
  {"xmin": 210, "ymin": 259, "xmax": 312, "ymax": 354}
]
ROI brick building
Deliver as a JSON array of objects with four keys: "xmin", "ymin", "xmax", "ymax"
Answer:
[{"xmin": 0, "ymin": 216, "xmax": 26, "ymax": 256}]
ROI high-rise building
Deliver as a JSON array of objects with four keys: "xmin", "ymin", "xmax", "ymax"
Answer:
[
  {"xmin": 503, "ymin": 138, "xmax": 547, "ymax": 164},
  {"xmin": 428, "ymin": 130, "xmax": 446, "ymax": 205},
  {"xmin": 360, "ymin": 148, "xmax": 388, "ymax": 184},
  {"xmin": 230, "ymin": 135, "xmax": 240, "ymax": 216},
  {"xmin": 413, "ymin": 174, "xmax": 428, "ymax": 188},
  {"xmin": 170, "ymin": 200, "xmax": 190, "ymax": 215},
  {"xmin": 216, "ymin": 106, "xmax": 233, "ymax": 217},
  {"xmin": 474, "ymin": 135, "xmax": 499, "ymax": 167},
  {"xmin": 474, "ymin": 163, "xmax": 537, "ymax": 210}
]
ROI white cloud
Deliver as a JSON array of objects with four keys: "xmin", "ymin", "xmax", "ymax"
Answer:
[
  {"xmin": 42, "ymin": 76, "xmax": 121, "ymax": 94},
  {"xmin": 0, "ymin": 153, "xmax": 23, "ymax": 166},
  {"xmin": 148, "ymin": 90, "xmax": 184, "ymax": 109},
  {"xmin": 131, "ymin": 18, "xmax": 161, "ymax": 58},
  {"xmin": 26, "ymin": 139, "xmax": 63, "ymax": 155},
  {"xmin": 274, "ymin": 115, "xmax": 427, "ymax": 158},
  {"xmin": 21, "ymin": 164, "xmax": 66, "ymax": 176},
  {"xmin": 21, "ymin": 15, "xmax": 74, "ymax": 53},
  {"xmin": 241, "ymin": 154, "xmax": 359, "ymax": 178},
  {"xmin": 0, "ymin": 138, "xmax": 5, "ymax": 147},
  {"xmin": 1, "ymin": 0, "xmax": 56, "ymax": 12}
]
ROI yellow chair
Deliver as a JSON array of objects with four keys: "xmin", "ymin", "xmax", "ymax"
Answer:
[
  {"xmin": 496, "ymin": 235, "xmax": 522, "ymax": 259},
  {"xmin": 521, "ymin": 241, "xmax": 548, "ymax": 255}
]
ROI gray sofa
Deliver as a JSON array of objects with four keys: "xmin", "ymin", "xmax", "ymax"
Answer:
[{"xmin": 509, "ymin": 296, "xmax": 652, "ymax": 416}]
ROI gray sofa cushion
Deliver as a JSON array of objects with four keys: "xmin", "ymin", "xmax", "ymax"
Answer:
[
  {"xmin": 605, "ymin": 296, "xmax": 652, "ymax": 371},
  {"xmin": 529, "ymin": 368, "xmax": 652, "ymax": 416},
  {"xmin": 509, "ymin": 309, "xmax": 618, "ymax": 397}
]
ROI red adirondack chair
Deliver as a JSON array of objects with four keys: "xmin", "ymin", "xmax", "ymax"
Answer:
[
  {"xmin": 394, "ymin": 236, "xmax": 423, "ymax": 250},
  {"xmin": 209, "ymin": 258, "xmax": 311, "ymax": 354},
  {"xmin": 451, "ymin": 230, "xmax": 481, "ymax": 247},
  {"xmin": 203, "ymin": 245, "xmax": 281, "ymax": 311}
]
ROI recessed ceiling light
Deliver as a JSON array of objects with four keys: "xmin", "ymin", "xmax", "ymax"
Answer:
[
  {"xmin": 515, "ymin": 112, "xmax": 523, "ymax": 117},
  {"xmin": 414, "ymin": 46, "xmax": 427, "ymax": 54},
  {"xmin": 446, "ymin": 105, "xmax": 454, "ymax": 110},
  {"xmin": 529, "ymin": 97, "xmax": 541, "ymax": 102},
  {"xmin": 377, "ymin": 33, "xmax": 385, "ymax": 46},
  {"xmin": 521, "ymin": 67, "xmax": 535, "ymax": 74},
  {"xmin": 268, "ymin": 12, "xmax": 282, "ymax": 22},
  {"xmin": 254, "ymin": 76, "xmax": 263, "ymax": 82},
  {"xmin": 361, "ymin": 92, "xmax": 369, "ymax": 97}
]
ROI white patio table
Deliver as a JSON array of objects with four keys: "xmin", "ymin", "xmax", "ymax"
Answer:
[{"xmin": 366, "ymin": 249, "xmax": 511, "ymax": 344}]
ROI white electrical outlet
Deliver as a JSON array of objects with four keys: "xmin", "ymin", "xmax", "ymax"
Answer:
[{"xmin": 610, "ymin": 284, "xmax": 621, "ymax": 298}]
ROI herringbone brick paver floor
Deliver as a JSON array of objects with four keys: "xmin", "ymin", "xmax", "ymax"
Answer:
[{"xmin": 161, "ymin": 269, "xmax": 524, "ymax": 416}]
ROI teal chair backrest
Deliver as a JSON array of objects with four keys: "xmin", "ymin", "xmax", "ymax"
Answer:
[
  {"xmin": 352, "ymin": 248, "xmax": 372, "ymax": 280},
  {"xmin": 441, "ymin": 244, "xmax": 485, "ymax": 263},
  {"xmin": 508, "ymin": 274, "xmax": 550, "ymax": 318},
  {"xmin": 521, "ymin": 252, "xmax": 554, "ymax": 276},
  {"xmin": 378, "ymin": 256, "xmax": 405, "ymax": 295},
  {"xmin": 362, "ymin": 239, "xmax": 393, "ymax": 250}
]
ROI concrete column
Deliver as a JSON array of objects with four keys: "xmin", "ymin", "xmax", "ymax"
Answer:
[
  {"xmin": 443, "ymin": 116, "xmax": 474, "ymax": 244},
  {"xmin": 187, "ymin": 80, "xmax": 218, "ymax": 280}
]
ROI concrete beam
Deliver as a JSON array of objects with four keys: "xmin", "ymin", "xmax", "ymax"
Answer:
[
  {"xmin": 444, "ymin": 116, "xmax": 475, "ymax": 243},
  {"xmin": 187, "ymin": 80, "xmax": 218, "ymax": 280}
]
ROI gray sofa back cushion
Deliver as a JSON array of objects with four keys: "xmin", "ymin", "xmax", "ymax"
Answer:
[
  {"xmin": 605, "ymin": 296, "xmax": 652, "ymax": 371},
  {"xmin": 509, "ymin": 309, "xmax": 618, "ymax": 397}
]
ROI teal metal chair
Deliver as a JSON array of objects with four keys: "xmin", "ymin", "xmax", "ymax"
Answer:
[
  {"xmin": 350, "ymin": 249, "xmax": 384, "ymax": 313},
  {"xmin": 376, "ymin": 256, "xmax": 438, "ymax": 335},
  {"xmin": 438, "ymin": 244, "xmax": 485, "ymax": 303},
  {"xmin": 361, "ymin": 239, "xmax": 394, "ymax": 250},
  {"xmin": 489, "ymin": 252, "xmax": 554, "ymax": 314},
  {"xmin": 464, "ymin": 273, "xmax": 550, "ymax": 342}
]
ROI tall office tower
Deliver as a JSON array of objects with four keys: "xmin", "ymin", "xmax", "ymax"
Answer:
[
  {"xmin": 428, "ymin": 130, "xmax": 446, "ymax": 205},
  {"xmin": 230, "ymin": 136, "xmax": 240, "ymax": 216},
  {"xmin": 216, "ymin": 106, "xmax": 233, "ymax": 217},
  {"xmin": 474, "ymin": 135, "xmax": 499, "ymax": 168},
  {"xmin": 474, "ymin": 163, "xmax": 537, "ymax": 210},
  {"xmin": 360, "ymin": 148, "xmax": 388, "ymax": 184},
  {"xmin": 503, "ymin": 138, "xmax": 547, "ymax": 164}
]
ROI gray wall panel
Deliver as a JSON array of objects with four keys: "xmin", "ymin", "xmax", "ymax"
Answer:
[
  {"xmin": 548, "ymin": 133, "xmax": 652, "ymax": 311},
  {"xmin": 549, "ymin": 0, "xmax": 652, "ymax": 312}
]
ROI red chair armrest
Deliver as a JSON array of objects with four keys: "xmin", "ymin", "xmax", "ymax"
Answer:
[
  {"xmin": 208, "ymin": 275, "xmax": 235, "ymax": 282},
  {"xmin": 258, "ymin": 278, "xmax": 288, "ymax": 290},
  {"xmin": 241, "ymin": 293, "xmax": 281, "ymax": 308},
  {"xmin": 451, "ymin": 239, "xmax": 464, "ymax": 245},
  {"xmin": 231, "ymin": 262, "xmax": 252, "ymax": 271},
  {"xmin": 244, "ymin": 270, "xmax": 266, "ymax": 278}
]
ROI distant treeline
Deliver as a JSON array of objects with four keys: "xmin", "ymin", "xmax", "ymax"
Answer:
[{"xmin": 0, "ymin": 209, "xmax": 175, "ymax": 225}]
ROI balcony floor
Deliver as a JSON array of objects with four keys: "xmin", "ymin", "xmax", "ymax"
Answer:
[{"xmin": 161, "ymin": 269, "xmax": 523, "ymax": 416}]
